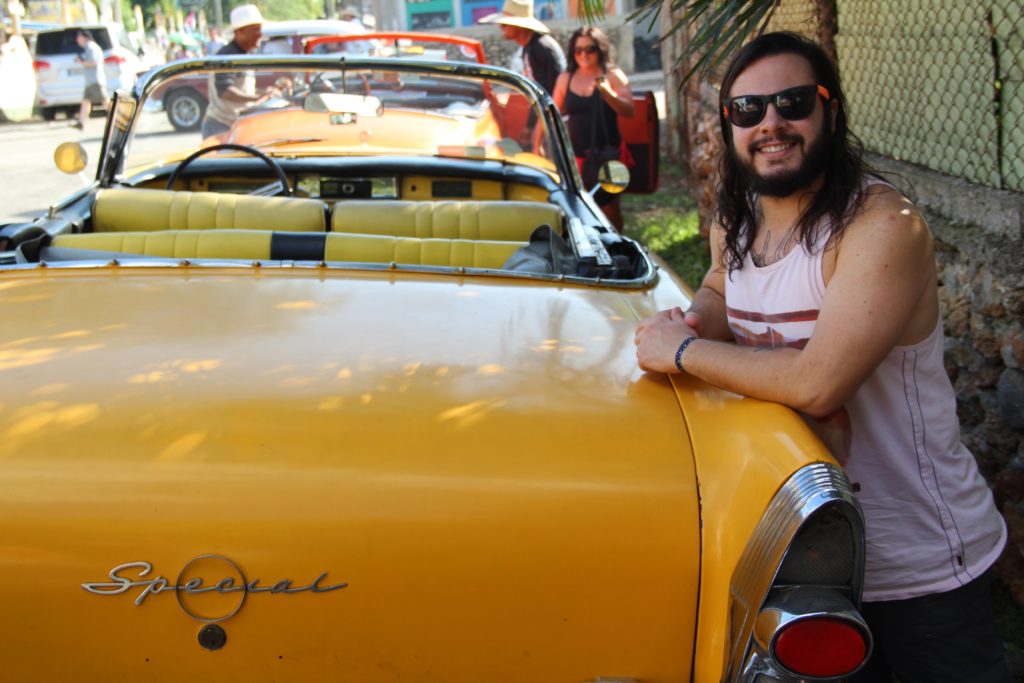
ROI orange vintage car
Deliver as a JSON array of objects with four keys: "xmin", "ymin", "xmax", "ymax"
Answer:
[{"xmin": 0, "ymin": 55, "xmax": 869, "ymax": 682}]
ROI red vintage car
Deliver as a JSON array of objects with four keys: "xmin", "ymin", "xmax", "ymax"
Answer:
[{"xmin": 303, "ymin": 32, "xmax": 659, "ymax": 194}]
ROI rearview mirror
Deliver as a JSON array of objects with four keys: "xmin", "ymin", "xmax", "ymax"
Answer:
[{"xmin": 304, "ymin": 92, "xmax": 382, "ymax": 117}]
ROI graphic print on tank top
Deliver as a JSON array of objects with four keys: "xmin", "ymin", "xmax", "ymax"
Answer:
[{"xmin": 726, "ymin": 301, "xmax": 853, "ymax": 464}]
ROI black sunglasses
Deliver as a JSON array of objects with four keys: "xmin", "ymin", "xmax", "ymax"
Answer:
[
  {"xmin": 723, "ymin": 84, "xmax": 830, "ymax": 128},
  {"xmin": 574, "ymin": 45, "xmax": 598, "ymax": 55}
]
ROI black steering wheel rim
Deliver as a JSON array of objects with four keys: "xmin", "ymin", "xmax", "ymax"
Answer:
[{"xmin": 166, "ymin": 143, "xmax": 291, "ymax": 196}]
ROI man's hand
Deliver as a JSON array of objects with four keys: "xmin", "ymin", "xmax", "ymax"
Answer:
[
  {"xmin": 255, "ymin": 85, "xmax": 283, "ymax": 104},
  {"xmin": 635, "ymin": 307, "xmax": 699, "ymax": 373},
  {"xmin": 682, "ymin": 310, "xmax": 702, "ymax": 336}
]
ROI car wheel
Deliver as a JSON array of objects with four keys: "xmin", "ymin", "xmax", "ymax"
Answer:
[
  {"xmin": 40, "ymin": 108, "xmax": 58, "ymax": 121},
  {"xmin": 165, "ymin": 89, "xmax": 206, "ymax": 132}
]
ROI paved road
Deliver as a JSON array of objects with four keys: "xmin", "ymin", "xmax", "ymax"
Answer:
[{"xmin": 0, "ymin": 110, "xmax": 192, "ymax": 225}]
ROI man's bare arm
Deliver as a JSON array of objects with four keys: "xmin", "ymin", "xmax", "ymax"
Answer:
[
  {"xmin": 219, "ymin": 84, "xmax": 279, "ymax": 105},
  {"xmin": 636, "ymin": 190, "xmax": 937, "ymax": 417},
  {"xmin": 682, "ymin": 222, "xmax": 733, "ymax": 341}
]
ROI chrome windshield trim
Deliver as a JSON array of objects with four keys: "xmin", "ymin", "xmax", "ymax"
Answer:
[
  {"xmin": 2, "ymin": 258, "xmax": 658, "ymax": 288},
  {"xmin": 131, "ymin": 57, "xmax": 574, "ymax": 180},
  {"xmin": 725, "ymin": 462, "xmax": 865, "ymax": 682}
]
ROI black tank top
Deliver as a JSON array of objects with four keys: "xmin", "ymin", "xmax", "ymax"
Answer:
[{"xmin": 564, "ymin": 71, "xmax": 621, "ymax": 157}]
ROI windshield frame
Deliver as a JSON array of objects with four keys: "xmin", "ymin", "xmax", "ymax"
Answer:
[{"xmin": 121, "ymin": 55, "xmax": 579, "ymax": 191}]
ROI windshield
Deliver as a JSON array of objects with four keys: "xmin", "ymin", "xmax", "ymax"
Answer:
[{"xmin": 125, "ymin": 61, "xmax": 561, "ymax": 180}]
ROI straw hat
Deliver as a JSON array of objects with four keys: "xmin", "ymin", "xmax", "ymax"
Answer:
[
  {"xmin": 229, "ymin": 4, "xmax": 264, "ymax": 30},
  {"xmin": 480, "ymin": 0, "xmax": 550, "ymax": 35}
]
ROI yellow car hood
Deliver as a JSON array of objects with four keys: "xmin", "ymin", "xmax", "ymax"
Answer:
[{"xmin": 0, "ymin": 268, "xmax": 699, "ymax": 682}]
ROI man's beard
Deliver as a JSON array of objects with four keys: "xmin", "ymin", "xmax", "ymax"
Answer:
[{"xmin": 735, "ymin": 125, "xmax": 830, "ymax": 198}]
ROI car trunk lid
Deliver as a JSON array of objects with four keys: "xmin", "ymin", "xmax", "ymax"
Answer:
[{"xmin": 0, "ymin": 268, "xmax": 700, "ymax": 682}]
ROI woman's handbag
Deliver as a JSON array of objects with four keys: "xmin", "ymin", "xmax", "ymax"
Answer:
[
  {"xmin": 581, "ymin": 145, "xmax": 621, "ymax": 188},
  {"xmin": 578, "ymin": 76, "xmax": 632, "ymax": 188}
]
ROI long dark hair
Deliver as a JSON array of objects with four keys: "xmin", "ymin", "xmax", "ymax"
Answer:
[
  {"xmin": 716, "ymin": 32, "xmax": 869, "ymax": 272},
  {"xmin": 566, "ymin": 27, "xmax": 612, "ymax": 73}
]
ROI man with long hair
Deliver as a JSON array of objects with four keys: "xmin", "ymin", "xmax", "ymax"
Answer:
[{"xmin": 635, "ymin": 32, "xmax": 1009, "ymax": 682}]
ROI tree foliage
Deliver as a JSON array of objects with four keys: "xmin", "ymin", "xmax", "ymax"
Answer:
[
  {"xmin": 127, "ymin": 0, "xmax": 326, "ymax": 31},
  {"xmin": 579, "ymin": 0, "xmax": 779, "ymax": 80}
]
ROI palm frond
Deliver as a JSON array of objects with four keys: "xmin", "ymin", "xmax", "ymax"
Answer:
[{"xmin": 585, "ymin": 0, "xmax": 779, "ymax": 83}]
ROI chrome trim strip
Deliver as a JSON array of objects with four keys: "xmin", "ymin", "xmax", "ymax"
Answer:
[
  {"xmin": 6, "ymin": 257, "xmax": 657, "ymax": 288},
  {"xmin": 725, "ymin": 462, "xmax": 865, "ymax": 682}
]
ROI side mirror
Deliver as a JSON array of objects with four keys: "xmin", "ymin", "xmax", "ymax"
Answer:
[
  {"xmin": 54, "ymin": 142, "xmax": 88, "ymax": 174},
  {"xmin": 596, "ymin": 160, "xmax": 630, "ymax": 195}
]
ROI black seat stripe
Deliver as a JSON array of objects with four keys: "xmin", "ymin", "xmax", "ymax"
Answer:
[{"xmin": 269, "ymin": 232, "xmax": 327, "ymax": 260}]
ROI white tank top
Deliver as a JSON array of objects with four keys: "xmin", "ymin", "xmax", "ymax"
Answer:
[{"xmin": 724, "ymin": 188, "xmax": 1006, "ymax": 601}]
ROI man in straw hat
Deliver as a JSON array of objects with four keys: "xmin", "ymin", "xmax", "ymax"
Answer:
[
  {"xmin": 340, "ymin": 5, "xmax": 364, "ymax": 25},
  {"xmin": 481, "ymin": 0, "xmax": 565, "ymax": 96},
  {"xmin": 201, "ymin": 3, "xmax": 283, "ymax": 138}
]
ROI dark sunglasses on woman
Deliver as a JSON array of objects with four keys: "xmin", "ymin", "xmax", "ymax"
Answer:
[
  {"xmin": 574, "ymin": 45, "xmax": 598, "ymax": 55},
  {"xmin": 722, "ymin": 84, "xmax": 831, "ymax": 128}
]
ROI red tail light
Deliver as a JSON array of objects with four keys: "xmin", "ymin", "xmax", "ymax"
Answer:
[
  {"xmin": 104, "ymin": 55, "xmax": 127, "ymax": 65},
  {"xmin": 33, "ymin": 60, "xmax": 50, "ymax": 72},
  {"xmin": 773, "ymin": 617, "xmax": 867, "ymax": 677}
]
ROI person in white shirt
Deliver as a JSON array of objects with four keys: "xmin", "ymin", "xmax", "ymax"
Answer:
[{"xmin": 73, "ymin": 30, "xmax": 106, "ymax": 131}]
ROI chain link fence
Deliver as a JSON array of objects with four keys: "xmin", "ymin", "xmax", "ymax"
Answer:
[{"xmin": 766, "ymin": 0, "xmax": 1022, "ymax": 193}]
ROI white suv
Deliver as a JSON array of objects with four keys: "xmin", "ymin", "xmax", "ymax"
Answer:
[{"xmin": 32, "ymin": 24, "xmax": 143, "ymax": 120}]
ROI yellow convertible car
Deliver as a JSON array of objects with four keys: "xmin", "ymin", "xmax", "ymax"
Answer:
[{"xmin": 0, "ymin": 55, "xmax": 869, "ymax": 682}]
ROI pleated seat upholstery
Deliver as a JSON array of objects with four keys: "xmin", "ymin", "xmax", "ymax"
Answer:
[
  {"xmin": 331, "ymin": 200, "xmax": 562, "ymax": 242},
  {"xmin": 92, "ymin": 188, "xmax": 328, "ymax": 233},
  {"xmin": 51, "ymin": 230, "xmax": 524, "ymax": 269}
]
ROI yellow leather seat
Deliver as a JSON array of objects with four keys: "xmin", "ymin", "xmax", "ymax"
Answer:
[
  {"xmin": 324, "ymin": 233, "xmax": 524, "ymax": 269},
  {"xmin": 53, "ymin": 230, "xmax": 273, "ymax": 259},
  {"xmin": 92, "ymin": 188, "xmax": 327, "ymax": 233},
  {"xmin": 331, "ymin": 200, "xmax": 562, "ymax": 242},
  {"xmin": 52, "ymin": 231, "xmax": 524, "ymax": 269}
]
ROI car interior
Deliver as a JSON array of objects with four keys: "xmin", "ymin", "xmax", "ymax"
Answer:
[{"xmin": 3, "ymin": 61, "xmax": 653, "ymax": 282}]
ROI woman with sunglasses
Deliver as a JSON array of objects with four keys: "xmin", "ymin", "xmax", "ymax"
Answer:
[{"xmin": 552, "ymin": 27, "xmax": 635, "ymax": 230}]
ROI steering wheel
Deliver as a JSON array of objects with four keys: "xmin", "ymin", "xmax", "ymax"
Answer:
[
  {"xmin": 308, "ymin": 72, "xmax": 336, "ymax": 94},
  {"xmin": 166, "ymin": 143, "xmax": 292, "ymax": 196}
]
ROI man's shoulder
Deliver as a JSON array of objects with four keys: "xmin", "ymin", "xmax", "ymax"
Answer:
[
  {"xmin": 533, "ymin": 33, "xmax": 564, "ymax": 55},
  {"xmin": 217, "ymin": 41, "xmax": 246, "ymax": 55},
  {"xmin": 836, "ymin": 182, "xmax": 930, "ymax": 255}
]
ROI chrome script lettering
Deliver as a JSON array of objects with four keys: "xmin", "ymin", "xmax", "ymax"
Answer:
[{"xmin": 82, "ymin": 561, "xmax": 347, "ymax": 605}]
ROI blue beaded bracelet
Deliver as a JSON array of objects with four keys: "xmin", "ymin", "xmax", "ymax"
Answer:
[{"xmin": 674, "ymin": 336, "xmax": 697, "ymax": 372}]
